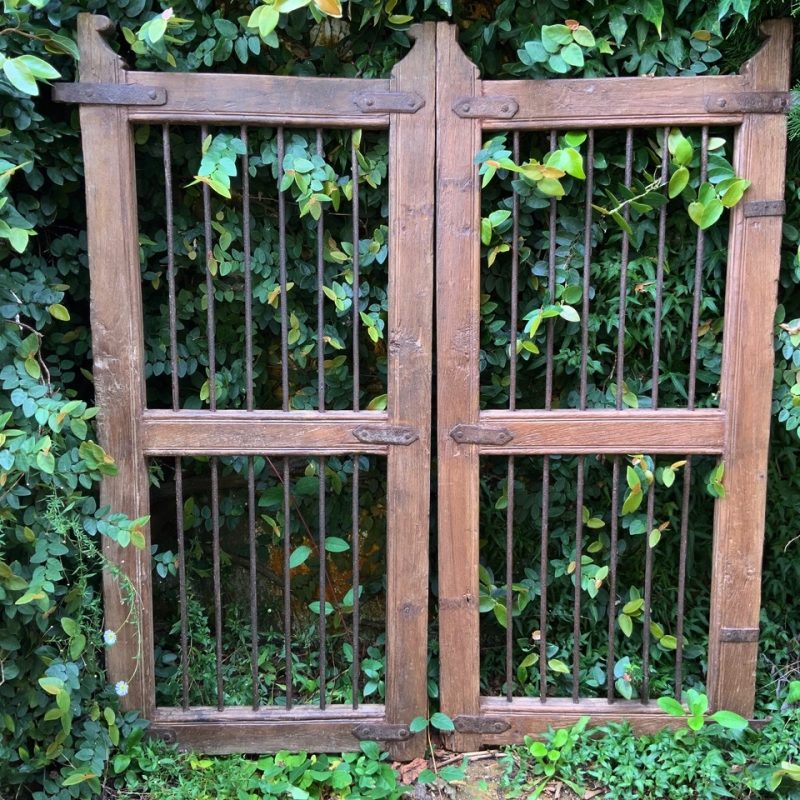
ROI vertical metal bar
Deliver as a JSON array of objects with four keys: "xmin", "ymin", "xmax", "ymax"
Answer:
[
  {"xmin": 317, "ymin": 129, "xmax": 326, "ymax": 413},
  {"xmin": 241, "ymin": 126, "xmax": 254, "ymax": 411},
  {"xmin": 607, "ymin": 458, "xmax": 620, "ymax": 703},
  {"xmin": 278, "ymin": 128, "xmax": 290, "ymax": 410},
  {"xmin": 651, "ymin": 128, "xmax": 670, "ymax": 410},
  {"xmin": 504, "ymin": 132, "xmax": 520, "ymax": 703},
  {"xmin": 571, "ymin": 130, "xmax": 594, "ymax": 702},
  {"xmin": 247, "ymin": 457, "xmax": 258, "ymax": 710},
  {"xmin": 175, "ymin": 457, "xmax": 189, "ymax": 708},
  {"xmin": 505, "ymin": 456, "xmax": 514, "ymax": 701},
  {"xmin": 352, "ymin": 457, "xmax": 360, "ymax": 708},
  {"xmin": 539, "ymin": 130, "xmax": 558, "ymax": 703},
  {"xmin": 509, "ymin": 132, "xmax": 520, "ymax": 410},
  {"xmin": 283, "ymin": 458, "xmax": 293, "ymax": 709},
  {"xmin": 608, "ymin": 129, "xmax": 633, "ymax": 702},
  {"xmin": 350, "ymin": 135, "xmax": 361, "ymax": 711},
  {"xmin": 675, "ymin": 126, "xmax": 708, "ymax": 692},
  {"xmin": 318, "ymin": 456, "xmax": 327, "ymax": 709},
  {"xmin": 163, "ymin": 125, "xmax": 179, "ymax": 411},
  {"xmin": 200, "ymin": 125, "xmax": 217, "ymax": 414},
  {"xmin": 352, "ymin": 137, "xmax": 361, "ymax": 412},
  {"xmin": 641, "ymin": 130, "xmax": 671, "ymax": 704},
  {"xmin": 211, "ymin": 458, "xmax": 223, "ymax": 710}
]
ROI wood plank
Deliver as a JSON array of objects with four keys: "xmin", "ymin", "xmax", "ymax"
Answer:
[
  {"xmin": 76, "ymin": 13, "xmax": 154, "ymax": 717},
  {"xmin": 707, "ymin": 19, "xmax": 792, "ymax": 718},
  {"xmin": 480, "ymin": 74, "xmax": 750, "ymax": 130},
  {"xmin": 475, "ymin": 409, "xmax": 725, "ymax": 454},
  {"xmin": 435, "ymin": 23, "xmax": 483, "ymax": 753},
  {"xmin": 384, "ymin": 23, "xmax": 437, "ymax": 761},
  {"xmin": 141, "ymin": 410, "xmax": 391, "ymax": 455},
  {"xmin": 127, "ymin": 71, "xmax": 391, "ymax": 127},
  {"xmin": 151, "ymin": 705, "xmax": 384, "ymax": 754},
  {"xmin": 477, "ymin": 697, "xmax": 685, "ymax": 745}
]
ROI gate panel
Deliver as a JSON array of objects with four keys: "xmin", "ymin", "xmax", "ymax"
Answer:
[
  {"xmin": 67, "ymin": 14, "xmax": 435, "ymax": 757},
  {"xmin": 436, "ymin": 21, "xmax": 790, "ymax": 745}
]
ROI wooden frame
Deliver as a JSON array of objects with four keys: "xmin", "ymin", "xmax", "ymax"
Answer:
[
  {"xmin": 435, "ymin": 21, "xmax": 791, "ymax": 750},
  {"xmin": 69, "ymin": 14, "xmax": 435, "ymax": 758},
  {"xmin": 68, "ymin": 12, "xmax": 790, "ymax": 756}
]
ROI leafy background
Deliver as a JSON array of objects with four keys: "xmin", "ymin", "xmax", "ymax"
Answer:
[{"xmin": 1, "ymin": 0, "xmax": 800, "ymax": 797}]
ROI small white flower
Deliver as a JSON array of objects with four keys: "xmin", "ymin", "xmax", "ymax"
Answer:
[
  {"xmin": 114, "ymin": 680, "xmax": 129, "ymax": 697},
  {"xmin": 103, "ymin": 629, "xmax": 117, "ymax": 647}
]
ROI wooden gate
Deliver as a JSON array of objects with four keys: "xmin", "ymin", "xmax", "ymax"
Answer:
[
  {"xmin": 61, "ymin": 13, "xmax": 790, "ymax": 757},
  {"xmin": 435, "ymin": 22, "xmax": 790, "ymax": 749}
]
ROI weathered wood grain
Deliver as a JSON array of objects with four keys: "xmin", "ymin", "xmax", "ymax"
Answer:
[
  {"xmin": 141, "ymin": 410, "xmax": 392, "ymax": 455},
  {"xmin": 476, "ymin": 409, "xmax": 725, "ymax": 454},
  {"xmin": 384, "ymin": 22, "xmax": 436, "ymax": 761},
  {"xmin": 76, "ymin": 13, "xmax": 154, "ymax": 717},
  {"xmin": 707, "ymin": 18, "xmax": 792, "ymax": 718},
  {"xmin": 435, "ymin": 23, "xmax": 483, "ymax": 753}
]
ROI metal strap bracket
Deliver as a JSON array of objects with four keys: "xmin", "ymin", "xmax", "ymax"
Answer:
[
  {"xmin": 720, "ymin": 627, "xmax": 759, "ymax": 643},
  {"xmin": 354, "ymin": 91, "xmax": 425, "ymax": 114},
  {"xmin": 52, "ymin": 82, "xmax": 167, "ymax": 106},
  {"xmin": 453, "ymin": 96, "xmax": 519, "ymax": 119},
  {"xmin": 352, "ymin": 425, "xmax": 418, "ymax": 446},
  {"xmin": 352, "ymin": 723, "xmax": 411, "ymax": 741},
  {"xmin": 453, "ymin": 715, "xmax": 511, "ymax": 735},
  {"xmin": 705, "ymin": 91, "xmax": 790, "ymax": 114},
  {"xmin": 450, "ymin": 424, "xmax": 514, "ymax": 446},
  {"xmin": 743, "ymin": 200, "xmax": 786, "ymax": 218}
]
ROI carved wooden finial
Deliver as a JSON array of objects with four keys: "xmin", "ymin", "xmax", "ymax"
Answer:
[
  {"xmin": 77, "ymin": 13, "xmax": 127, "ymax": 82},
  {"xmin": 738, "ymin": 18, "xmax": 793, "ymax": 91}
]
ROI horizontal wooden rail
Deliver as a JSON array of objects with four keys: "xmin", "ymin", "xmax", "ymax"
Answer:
[
  {"xmin": 126, "ymin": 72, "xmax": 392, "ymax": 127},
  {"xmin": 477, "ymin": 697, "xmax": 683, "ymax": 745},
  {"xmin": 150, "ymin": 704, "xmax": 385, "ymax": 754},
  {"xmin": 474, "ymin": 409, "xmax": 725, "ymax": 454},
  {"xmin": 141, "ymin": 410, "xmax": 395, "ymax": 455},
  {"xmin": 480, "ymin": 74, "xmax": 753, "ymax": 129}
]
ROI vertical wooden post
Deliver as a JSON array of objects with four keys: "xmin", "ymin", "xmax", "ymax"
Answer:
[
  {"xmin": 707, "ymin": 19, "xmax": 792, "ymax": 716},
  {"xmin": 77, "ymin": 14, "xmax": 154, "ymax": 716},
  {"xmin": 385, "ymin": 22, "xmax": 436, "ymax": 760},
  {"xmin": 435, "ymin": 24, "xmax": 483, "ymax": 751}
]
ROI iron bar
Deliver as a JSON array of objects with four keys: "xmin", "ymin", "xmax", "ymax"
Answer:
[
  {"xmin": 283, "ymin": 457, "xmax": 293, "ymax": 709},
  {"xmin": 352, "ymin": 138, "xmax": 361, "ymax": 412},
  {"xmin": 211, "ymin": 457, "xmax": 224, "ymax": 710},
  {"xmin": 162, "ymin": 125, "xmax": 179, "ymax": 411},
  {"xmin": 317, "ymin": 129, "xmax": 326, "ymax": 413},
  {"xmin": 607, "ymin": 458, "xmax": 620, "ymax": 703},
  {"xmin": 200, "ymin": 125, "xmax": 217, "ymax": 414},
  {"xmin": 175, "ymin": 456, "xmax": 189, "ymax": 709},
  {"xmin": 241, "ymin": 126, "xmax": 254, "ymax": 411},
  {"xmin": 278, "ymin": 128, "xmax": 290, "ymax": 411},
  {"xmin": 352, "ymin": 457, "xmax": 360, "ymax": 708},
  {"xmin": 505, "ymin": 456, "xmax": 515, "ymax": 701},
  {"xmin": 318, "ymin": 456, "xmax": 327, "ymax": 709}
]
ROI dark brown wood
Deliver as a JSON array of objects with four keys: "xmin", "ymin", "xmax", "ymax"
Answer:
[
  {"xmin": 720, "ymin": 627, "xmax": 760, "ymax": 643},
  {"xmin": 452, "ymin": 96, "xmax": 518, "ymax": 119},
  {"xmin": 435, "ymin": 23, "xmax": 483, "ymax": 753},
  {"xmin": 76, "ymin": 13, "xmax": 154, "ymax": 717},
  {"xmin": 53, "ymin": 82, "xmax": 166, "ymax": 105},
  {"xmin": 150, "ymin": 705, "xmax": 385, "ymax": 754},
  {"xmin": 705, "ymin": 91, "xmax": 790, "ymax": 113},
  {"xmin": 708, "ymin": 19, "xmax": 792, "ymax": 719},
  {"xmin": 352, "ymin": 425, "xmax": 418, "ymax": 446},
  {"xmin": 353, "ymin": 91, "xmax": 425, "ymax": 113},
  {"xmin": 475, "ymin": 409, "xmax": 725, "ymax": 454},
  {"xmin": 126, "ymin": 71, "xmax": 392, "ymax": 127},
  {"xmin": 477, "ymin": 697, "xmax": 686, "ymax": 745},
  {"xmin": 141, "ymin": 410, "xmax": 391, "ymax": 455},
  {"xmin": 449, "ymin": 424, "xmax": 514, "ymax": 446},
  {"xmin": 384, "ymin": 22, "xmax": 436, "ymax": 761},
  {"xmin": 743, "ymin": 200, "xmax": 786, "ymax": 217}
]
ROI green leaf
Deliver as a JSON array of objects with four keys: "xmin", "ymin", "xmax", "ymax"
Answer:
[
  {"xmin": 709, "ymin": 710, "xmax": 748, "ymax": 730},
  {"xmin": 548, "ymin": 658, "xmax": 570, "ymax": 674},
  {"xmin": 289, "ymin": 545, "xmax": 311, "ymax": 569},
  {"xmin": 409, "ymin": 716, "xmax": 428, "ymax": 733},
  {"xmin": 572, "ymin": 26, "xmax": 595, "ymax": 48},
  {"xmin": 430, "ymin": 712, "xmax": 455, "ymax": 732},
  {"xmin": 16, "ymin": 55, "xmax": 60, "ymax": 81},
  {"xmin": 62, "ymin": 772, "xmax": 97, "ymax": 787},
  {"xmin": 668, "ymin": 166, "xmax": 689, "ymax": 198},
  {"xmin": 36, "ymin": 451, "xmax": 55, "ymax": 475},
  {"xmin": 559, "ymin": 305, "xmax": 580, "ymax": 323},
  {"xmin": 547, "ymin": 148, "xmax": 585, "ymax": 179},
  {"xmin": 3, "ymin": 60, "xmax": 39, "ymax": 95},
  {"xmin": 648, "ymin": 529, "xmax": 661, "ymax": 548},
  {"xmin": 38, "ymin": 677, "xmax": 64, "ymax": 695},
  {"xmin": 324, "ymin": 536, "xmax": 349, "ymax": 553},
  {"xmin": 618, "ymin": 613, "xmax": 633, "ymax": 637},
  {"xmin": 659, "ymin": 635, "xmax": 677, "ymax": 649},
  {"xmin": 639, "ymin": 0, "xmax": 665, "ymax": 36},
  {"xmin": 541, "ymin": 24, "xmax": 573, "ymax": 53},
  {"xmin": 657, "ymin": 696, "xmax": 685, "ymax": 717},
  {"xmin": 560, "ymin": 43, "xmax": 585, "ymax": 68},
  {"xmin": 699, "ymin": 199, "xmax": 724, "ymax": 229},
  {"xmin": 359, "ymin": 741, "xmax": 380, "ymax": 759},
  {"xmin": 48, "ymin": 303, "xmax": 70, "ymax": 321}
]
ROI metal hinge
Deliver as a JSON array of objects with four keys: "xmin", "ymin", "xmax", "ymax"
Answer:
[
  {"xmin": 52, "ymin": 82, "xmax": 167, "ymax": 106},
  {"xmin": 450, "ymin": 424, "xmax": 514, "ymax": 446},
  {"xmin": 352, "ymin": 425, "xmax": 418, "ymax": 446},
  {"xmin": 705, "ymin": 91, "xmax": 790, "ymax": 114},
  {"xmin": 453, "ymin": 715, "xmax": 511, "ymax": 735},
  {"xmin": 352, "ymin": 722, "xmax": 411, "ymax": 741},
  {"xmin": 743, "ymin": 200, "xmax": 786, "ymax": 218},
  {"xmin": 453, "ymin": 96, "xmax": 519, "ymax": 119},
  {"xmin": 720, "ymin": 627, "xmax": 759, "ymax": 643},
  {"xmin": 353, "ymin": 91, "xmax": 425, "ymax": 114}
]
